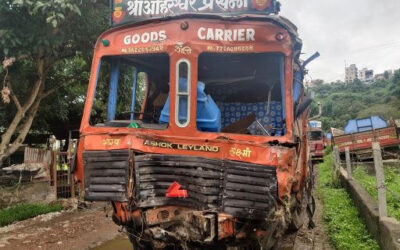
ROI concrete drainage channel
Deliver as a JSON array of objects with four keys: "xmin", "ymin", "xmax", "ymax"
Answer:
[{"xmin": 339, "ymin": 168, "xmax": 400, "ymax": 250}]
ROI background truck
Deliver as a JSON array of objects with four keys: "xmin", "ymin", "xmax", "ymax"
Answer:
[
  {"xmin": 74, "ymin": 0, "xmax": 319, "ymax": 249},
  {"xmin": 308, "ymin": 120, "xmax": 324, "ymax": 162},
  {"xmin": 332, "ymin": 116, "xmax": 400, "ymax": 159}
]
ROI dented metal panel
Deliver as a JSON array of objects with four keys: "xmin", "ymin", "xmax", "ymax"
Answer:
[
  {"xmin": 83, "ymin": 150, "xmax": 130, "ymax": 201},
  {"xmin": 135, "ymin": 154, "xmax": 277, "ymax": 219}
]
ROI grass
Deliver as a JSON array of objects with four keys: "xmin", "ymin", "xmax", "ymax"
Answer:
[
  {"xmin": 353, "ymin": 164, "xmax": 400, "ymax": 221},
  {"xmin": 0, "ymin": 203, "xmax": 63, "ymax": 227},
  {"xmin": 317, "ymin": 150, "xmax": 380, "ymax": 250}
]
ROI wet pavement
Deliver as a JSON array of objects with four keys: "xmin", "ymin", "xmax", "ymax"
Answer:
[
  {"xmin": 91, "ymin": 235, "xmax": 132, "ymax": 250},
  {"xmin": 0, "ymin": 204, "xmax": 121, "ymax": 250}
]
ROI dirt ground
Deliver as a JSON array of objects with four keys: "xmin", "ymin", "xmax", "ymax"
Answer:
[
  {"xmin": 0, "ymin": 179, "xmax": 332, "ymax": 250},
  {"xmin": 278, "ymin": 164, "xmax": 332, "ymax": 250},
  {"xmin": 91, "ymin": 193, "xmax": 333, "ymax": 250},
  {"xmin": 0, "ymin": 203, "xmax": 123, "ymax": 250},
  {"xmin": 277, "ymin": 195, "xmax": 333, "ymax": 250},
  {"xmin": 0, "ymin": 198, "xmax": 332, "ymax": 250}
]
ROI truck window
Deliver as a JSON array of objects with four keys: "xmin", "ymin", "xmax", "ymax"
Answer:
[
  {"xmin": 308, "ymin": 131, "xmax": 323, "ymax": 140},
  {"xmin": 197, "ymin": 53, "xmax": 285, "ymax": 136},
  {"xmin": 90, "ymin": 53, "xmax": 170, "ymax": 129},
  {"xmin": 176, "ymin": 59, "xmax": 191, "ymax": 127}
]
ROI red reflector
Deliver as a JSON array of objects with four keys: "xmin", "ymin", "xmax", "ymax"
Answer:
[{"xmin": 166, "ymin": 181, "xmax": 188, "ymax": 198}]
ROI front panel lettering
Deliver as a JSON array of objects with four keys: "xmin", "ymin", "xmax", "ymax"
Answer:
[
  {"xmin": 144, "ymin": 139, "xmax": 220, "ymax": 153},
  {"xmin": 123, "ymin": 30, "xmax": 167, "ymax": 45},
  {"xmin": 197, "ymin": 27, "xmax": 255, "ymax": 41}
]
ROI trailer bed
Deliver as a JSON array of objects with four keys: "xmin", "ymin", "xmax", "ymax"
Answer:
[{"xmin": 333, "ymin": 126, "xmax": 400, "ymax": 154}]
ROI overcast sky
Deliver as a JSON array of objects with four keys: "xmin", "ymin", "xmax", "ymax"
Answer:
[{"xmin": 279, "ymin": 0, "xmax": 400, "ymax": 82}]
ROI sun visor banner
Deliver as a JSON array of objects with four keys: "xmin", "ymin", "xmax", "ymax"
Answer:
[{"xmin": 111, "ymin": 0, "xmax": 280, "ymax": 26}]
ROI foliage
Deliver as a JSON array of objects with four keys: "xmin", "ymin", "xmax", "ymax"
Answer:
[
  {"xmin": 0, "ymin": 203, "xmax": 62, "ymax": 227},
  {"xmin": 353, "ymin": 164, "xmax": 400, "ymax": 221},
  {"xmin": 0, "ymin": 0, "xmax": 107, "ymax": 58},
  {"xmin": 33, "ymin": 55, "xmax": 91, "ymax": 132},
  {"xmin": 309, "ymin": 70, "xmax": 400, "ymax": 131},
  {"xmin": 0, "ymin": 0, "xmax": 109, "ymax": 165},
  {"xmin": 317, "ymin": 152, "xmax": 379, "ymax": 250}
]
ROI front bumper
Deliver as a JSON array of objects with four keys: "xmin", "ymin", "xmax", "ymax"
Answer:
[{"xmin": 83, "ymin": 151, "xmax": 278, "ymax": 220}]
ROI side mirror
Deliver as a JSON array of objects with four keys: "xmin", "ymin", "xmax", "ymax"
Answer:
[
  {"xmin": 295, "ymin": 95, "xmax": 313, "ymax": 119},
  {"xmin": 309, "ymin": 101, "xmax": 322, "ymax": 120}
]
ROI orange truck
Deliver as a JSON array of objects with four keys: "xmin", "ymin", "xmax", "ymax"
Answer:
[
  {"xmin": 308, "ymin": 120, "xmax": 324, "ymax": 162},
  {"xmin": 73, "ymin": 0, "xmax": 319, "ymax": 248}
]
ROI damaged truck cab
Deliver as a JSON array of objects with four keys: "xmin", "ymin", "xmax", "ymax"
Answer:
[{"xmin": 75, "ymin": 0, "xmax": 316, "ymax": 248}]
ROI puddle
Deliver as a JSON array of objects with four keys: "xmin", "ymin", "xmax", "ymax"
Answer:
[{"xmin": 91, "ymin": 235, "xmax": 133, "ymax": 250}]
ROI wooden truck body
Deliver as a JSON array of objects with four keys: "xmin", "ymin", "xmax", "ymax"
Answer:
[
  {"xmin": 332, "ymin": 116, "xmax": 400, "ymax": 159},
  {"xmin": 333, "ymin": 126, "xmax": 400, "ymax": 153}
]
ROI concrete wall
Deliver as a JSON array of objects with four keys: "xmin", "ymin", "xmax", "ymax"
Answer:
[
  {"xmin": 0, "ymin": 182, "xmax": 56, "ymax": 209},
  {"xmin": 339, "ymin": 168, "xmax": 400, "ymax": 250}
]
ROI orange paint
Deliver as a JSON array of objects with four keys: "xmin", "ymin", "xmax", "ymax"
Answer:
[
  {"xmin": 218, "ymin": 214, "xmax": 236, "ymax": 240},
  {"xmin": 165, "ymin": 181, "xmax": 188, "ymax": 198},
  {"xmin": 75, "ymin": 15, "xmax": 310, "ymax": 239}
]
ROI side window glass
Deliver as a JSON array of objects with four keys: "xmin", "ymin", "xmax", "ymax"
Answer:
[{"xmin": 175, "ymin": 60, "xmax": 190, "ymax": 127}]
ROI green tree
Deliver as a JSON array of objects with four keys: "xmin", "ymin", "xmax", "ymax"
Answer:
[
  {"xmin": 0, "ymin": 0, "xmax": 108, "ymax": 166},
  {"xmin": 310, "ymin": 69, "xmax": 400, "ymax": 131}
]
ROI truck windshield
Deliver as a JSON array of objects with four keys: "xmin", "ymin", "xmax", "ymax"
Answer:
[
  {"xmin": 308, "ymin": 131, "xmax": 323, "ymax": 140},
  {"xmin": 197, "ymin": 53, "xmax": 285, "ymax": 136},
  {"xmin": 90, "ymin": 53, "xmax": 169, "ymax": 129}
]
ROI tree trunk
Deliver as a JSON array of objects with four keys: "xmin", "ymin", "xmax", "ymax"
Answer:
[
  {"xmin": 0, "ymin": 54, "xmax": 46, "ymax": 167},
  {"xmin": 0, "ymin": 97, "xmax": 42, "ymax": 166}
]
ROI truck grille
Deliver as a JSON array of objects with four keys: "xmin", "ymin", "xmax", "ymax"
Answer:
[
  {"xmin": 135, "ymin": 154, "xmax": 277, "ymax": 219},
  {"xmin": 83, "ymin": 150, "xmax": 130, "ymax": 202}
]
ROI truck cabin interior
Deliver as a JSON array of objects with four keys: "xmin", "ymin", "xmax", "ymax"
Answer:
[
  {"xmin": 198, "ymin": 53, "xmax": 285, "ymax": 136},
  {"xmin": 90, "ymin": 53, "xmax": 170, "ymax": 129},
  {"xmin": 90, "ymin": 52, "xmax": 286, "ymax": 136}
]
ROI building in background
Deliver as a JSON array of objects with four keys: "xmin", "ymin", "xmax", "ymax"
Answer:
[
  {"xmin": 359, "ymin": 68, "xmax": 374, "ymax": 84},
  {"xmin": 374, "ymin": 73, "xmax": 385, "ymax": 81},
  {"xmin": 374, "ymin": 70, "xmax": 394, "ymax": 81},
  {"xmin": 385, "ymin": 70, "xmax": 394, "ymax": 79},
  {"xmin": 345, "ymin": 64, "xmax": 358, "ymax": 83}
]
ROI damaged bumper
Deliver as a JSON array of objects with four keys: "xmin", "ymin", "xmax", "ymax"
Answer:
[{"xmin": 84, "ymin": 152, "xmax": 287, "ymax": 246}]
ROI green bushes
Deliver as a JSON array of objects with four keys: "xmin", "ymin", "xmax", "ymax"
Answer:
[
  {"xmin": 317, "ymin": 153, "xmax": 379, "ymax": 250},
  {"xmin": 0, "ymin": 203, "xmax": 62, "ymax": 227},
  {"xmin": 309, "ymin": 70, "xmax": 400, "ymax": 131},
  {"xmin": 353, "ymin": 165, "xmax": 400, "ymax": 221}
]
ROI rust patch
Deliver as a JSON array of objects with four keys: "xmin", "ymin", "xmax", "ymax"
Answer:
[
  {"xmin": 218, "ymin": 214, "xmax": 235, "ymax": 240},
  {"xmin": 145, "ymin": 206, "xmax": 191, "ymax": 226}
]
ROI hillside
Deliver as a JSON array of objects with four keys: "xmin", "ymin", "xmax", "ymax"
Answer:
[{"xmin": 309, "ymin": 70, "xmax": 400, "ymax": 131}]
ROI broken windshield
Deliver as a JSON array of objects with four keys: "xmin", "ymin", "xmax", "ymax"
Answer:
[
  {"xmin": 90, "ymin": 53, "xmax": 170, "ymax": 129},
  {"xmin": 196, "ymin": 53, "xmax": 286, "ymax": 136}
]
